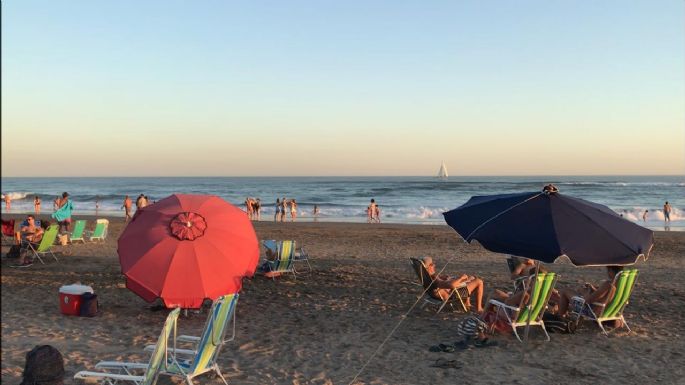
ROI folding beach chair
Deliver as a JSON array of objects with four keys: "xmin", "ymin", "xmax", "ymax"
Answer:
[
  {"xmin": 506, "ymin": 256, "xmax": 531, "ymax": 292},
  {"xmin": 88, "ymin": 219, "xmax": 109, "ymax": 242},
  {"xmin": 74, "ymin": 308, "xmax": 181, "ymax": 385},
  {"xmin": 488, "ymin": 272, "xmax": 557, "ymax": 342},
  {"xmin": 571, "ymin": 269, "xmax": 639, "ymax": 335},
  {"xmin": 409, "ymin": 257, "xmax": 470, "ymax": 313},
  {"xmin": 263, "ymin": 239, "xmax": 312, "ymax": 273},
  {"xmin": 263, "ymin": 240, "xmax": 296, "ymax": 280},
  {"xmin": 144, "ymin": 294, "xmax": 239, "ymax": 385},
  {"xmin": 23, "ymin": 224, "xmax": 60, "ymax": 264},
  {"xmin": 69, "ymin": 220, "xmax": 87, "ymax": 243},
  {"xmin": 1, "ymin": 219, "xmax": 15, "ymax": 245}
]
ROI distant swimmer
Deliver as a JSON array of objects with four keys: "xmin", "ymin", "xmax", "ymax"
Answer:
[
  {"xmin": 642, "ymin": 210, "xmax": 648, "ymax": 222},
  {"xmin": 664, "ymin": 201, "xmax": 672, "ymax": 222}
]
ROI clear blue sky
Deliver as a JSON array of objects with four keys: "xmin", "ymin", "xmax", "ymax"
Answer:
[{"xmin": 2, "ymin": 1, "xmax": 684, "ymax": 176}]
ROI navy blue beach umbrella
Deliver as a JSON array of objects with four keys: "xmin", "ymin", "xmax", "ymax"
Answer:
[{"xmin": 443, "ymin": 185, "xmax": 654, "ymax": 266}]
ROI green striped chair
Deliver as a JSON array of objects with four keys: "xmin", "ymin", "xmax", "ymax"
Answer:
[
  {"xmin": 265, "ymin": 240, "xmax": 296, "ymax": 279},
  {"xmin": 488, "ymin": 272, "xmax": 557, "ymax": 342},
  {"xmin": 74, "ymin": 308, "xmax": 181, "ymax": 385},
  {"xmin": 69, "ymin": 220, "xmax": 87, "ymax": 243},
  {"xmin": 144, "ymin": 294, "xmax": 239, "ymax": 385},
  {"xmin": 571, "ymin": 269, "xmax": 638, "ymax": 335},
  {"xmin": 24, "ymin": 224, "xmax": 60, "ymax": 264}
]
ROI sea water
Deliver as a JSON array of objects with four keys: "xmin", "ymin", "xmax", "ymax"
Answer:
[{"xmin": 1, "ymin": 176, "xmax": 682, "ymax": 231}]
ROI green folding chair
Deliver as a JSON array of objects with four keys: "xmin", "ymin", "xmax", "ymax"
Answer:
[
  {"xmin": 24, "ymin": 224, "xmax": 60, "ymax": 264},
  {"xmin": 74, "ymin": 308, "xmax": 181, "ymax": 385},
  {"xmin": 571, "ymin": 269, "xmax": 639, "ymax": 335},
  {"xmin": 69, "ymin": 220, "xmax": 87, "ymax": 243},
  {"xmin": 88, "ymin": 219, "xmax": 109, "ymax": 242},
  {"xmin": 488, "ymin": 272, "xmax": 557, "ymax": 342}
]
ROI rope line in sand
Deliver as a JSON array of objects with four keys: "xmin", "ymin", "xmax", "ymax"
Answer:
[{"xmin": 347, "ymin": 259, "xmax": 456, "ymax": 385}]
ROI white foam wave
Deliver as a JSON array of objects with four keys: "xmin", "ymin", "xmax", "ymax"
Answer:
[{"xmin": 0, "ymin": 192, "xmax": 32, "ymax": 200}]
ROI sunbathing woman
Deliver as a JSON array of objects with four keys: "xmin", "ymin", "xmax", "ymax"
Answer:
[
  {"xmin": 557, "ymin": 266, "xmax": 621, "ymax": 317},
  {"xmin": 421, "ymin": 256, "xmax": 485, "ymax": 312}
]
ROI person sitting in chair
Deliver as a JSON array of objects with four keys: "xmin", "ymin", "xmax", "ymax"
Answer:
[
  {"xmin": 12, "ymin": 220, "xmax": 50, "ymax": 268},
  {"xmin": 421, "ymin": 256, "xmax": 485, "ymax": 312},
  {"xmin": 556, "ymin": 266, "xmax": 622, "ymax": 317},
  {"xmin": 14, "ymin": 215, "xmax": 42, "ymax": 245}
]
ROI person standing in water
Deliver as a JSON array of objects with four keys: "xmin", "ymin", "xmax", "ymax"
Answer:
[
  {"xmin": 4, "ymin": 194, "xmax": 11, "ymax": 212},
  {"xmin": 642, "ymin": 210, "xmax": 649, "ymax": 222},
  {"xmin": 664, "ymin": 201, "xmax": 672, "ymax": 222},
  {"xmin": 122, "ymin": 195, "xmax": 132, "ymax": 222},
  {"xmin": 367, "ymin": 199, "xmax": 377, "ymax": 223},
  {"xmin": 313, "ymin": 205, "xmax": 320, "ymax": 221},
  {"xmin": 34, "ymin": 196, "xmax": 41, "ymax": 215}
]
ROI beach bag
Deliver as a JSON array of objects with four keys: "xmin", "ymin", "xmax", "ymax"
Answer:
[
  {"xmin": 481, "ymin": 310, "xmax": 510, "ymax": 335},
  {"xmin": 20, "ymin": 345, "xmax": 64, "ymax": 385},
  {"xmin": 79, "ymin": 292, "xmax": 99, "ymax": 317},
  {"xmin": 542, "ymin": 312, "xmax": 577, "ymax": 334},
  {"xmin": 57, "ymin": 234, "xmax": 68, "ymax": 246},
  {"xmin": 455, "ymin": 315, "xmax": 488, "ymax": 341}
]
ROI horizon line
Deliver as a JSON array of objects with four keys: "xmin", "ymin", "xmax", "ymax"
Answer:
[{"xmin": 2, "ymin": 174, "xmax": 684, "ymax": 178}]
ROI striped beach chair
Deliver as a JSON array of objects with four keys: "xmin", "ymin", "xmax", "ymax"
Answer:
[
  {"xmin": 74, "ymin": 308, "xmax": 181, "ymax": 385},
  {"xmin": 264, "ymin": 240, "xmax": 296, "ymax": 280},
  {"xmin": 571, "ymin": 269, "xmax": 638, "ymax": 335},
  {"xmin": 488, "ymin": 272, "xmax": 557, "ymax": 342},
  {"xmin": 144, "ymin": 294, "xmax": 239, "ymax": 385}
]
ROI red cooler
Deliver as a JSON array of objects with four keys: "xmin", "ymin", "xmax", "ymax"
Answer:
[{"xmin": 59, "ymin": 284, "xmax": 94, "ymax": 316}]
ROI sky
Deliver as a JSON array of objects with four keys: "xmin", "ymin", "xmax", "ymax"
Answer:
[{"xmin": 2, "ymin": 1, "xmax": 684, "ymax": 177}]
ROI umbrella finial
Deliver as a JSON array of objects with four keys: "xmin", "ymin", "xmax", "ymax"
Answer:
[
  {"xmin": 169, "ymin": 212, "xmax": 208, "ymax": 241},
  {"xmin": 542, "ymin": 184, "xmax": 559, "ymax": 194}
]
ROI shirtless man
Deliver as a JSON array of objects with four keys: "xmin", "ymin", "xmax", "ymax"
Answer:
[
  {"xmin": 557, "ymin": 266, "xmax": 622, "ymax": 317},
  {"xmin": 122, "ymin": 195, "xmax": 132, "ymax": 222},
  {"xmin": 422, "ymin": 256, "xmax": 485, "ymax": 312},
  {"xmin": 664, "ymin": 201, "xmax": 672, "ymax": 223},
  {"xmin": 14, "ymin": 215, "xmax": 42, "ymax": 244}
]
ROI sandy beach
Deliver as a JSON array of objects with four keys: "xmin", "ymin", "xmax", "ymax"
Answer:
[{"xmin": 1, "ymin": 214, "xmax": 684, "ymax": 385}]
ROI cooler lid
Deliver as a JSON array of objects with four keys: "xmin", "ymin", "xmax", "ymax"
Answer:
[{"xmin": 59, "ymin": 284, "xmax": 94, "ymax": 295}]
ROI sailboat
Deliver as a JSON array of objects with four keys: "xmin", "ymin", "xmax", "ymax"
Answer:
[{"xmin": 437, "ymin": 161, "xmax": 448, "ymax": 180}]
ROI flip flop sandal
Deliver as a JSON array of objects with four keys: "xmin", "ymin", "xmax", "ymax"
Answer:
[
  {"xmin": 429, "ymin": 343, "xmax": 455, "ymax": 353},
  {"xmin": 430, "ymin": 358, "xmax": 462, "ymax": 369}
]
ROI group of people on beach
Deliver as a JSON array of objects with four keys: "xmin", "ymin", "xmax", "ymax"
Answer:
[
  {"xmin": 421, "ymin": 255, "xmax": 625, "ymax": 340},
  {"xmin": 274, "ymin": 197, "xmax": 298, "ymax": 222},
  {"xmin": 245, "ymin": 198, "xmax": 262, "ymax": 220},
  {"xmin": 121, "ymin": 194, "xmax": 151, "ymax": 221}
]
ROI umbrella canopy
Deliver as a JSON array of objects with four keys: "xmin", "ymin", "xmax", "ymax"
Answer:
[
  {"xmin": 118, "ymin": 194, "xmax": 259, "ymax": 308},
  {"xmin": 443, "ymin": 186, "xmax": 654, "ymax": 266}
]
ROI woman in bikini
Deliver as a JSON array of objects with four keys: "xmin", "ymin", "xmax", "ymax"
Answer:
[
  {"xmin": 290, "ymin": 199, "xmax": 297, "ymax": 221},
  {"xmin": 34, "ymin": 196, "xmax": 41, "ymax": 215}
]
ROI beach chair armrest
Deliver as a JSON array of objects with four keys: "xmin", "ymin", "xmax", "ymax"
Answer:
[
  {"xmin": 488, "ymin": 299, "xmax": 520, "ymax": 312},
  {"xmin": 74, "ymin": 371, "xmax": 144, "ymax": 382},
  {"xmin": 95, "ymin": 361, "xmax": 148, "ymax": 371},
  {"xmin": 177, "ymin": 335, "xmax": 201, "ymax": 343}
]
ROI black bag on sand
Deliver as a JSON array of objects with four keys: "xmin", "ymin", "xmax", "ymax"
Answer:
[
  {"xmin": 543, "ymin": 312, "xmax": 577, "ymax": 334},
  {"xmin": 79, "ymin": 292, "xmax": 98, "ymax": 317},
  {"xmin": 7, "ymin": 244, "xmax": 22, "ymax": 258},
  {"xmin": 20, "ymin": 345, "xmax": 65, "ymax": 385}
]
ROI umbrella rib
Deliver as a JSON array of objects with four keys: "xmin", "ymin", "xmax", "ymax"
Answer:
[
  {"xmin": 554, "ymin": 197, "xmax": 643, "ymax": 259},
  {"xmin": 464, "ymin": 192, "xmax": 544, "ymax": 242}
]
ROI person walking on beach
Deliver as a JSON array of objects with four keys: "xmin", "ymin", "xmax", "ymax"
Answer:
[
  {"xmin": 52, "ymin": 192, "xmax": 73, "ymax": 233},
  {"xmin": 4, "ymin": 193, "xmax": 11, "ymax": 212},
  {"xmin": 642, "ymin": 210, "xmax": 649, "ymax": 222},
  {"xmin": 245, "ymin": 198, "xmax": 254, "ymax": 219},
  {"xmin": 290, "ymin": 199, "xmax": 298, "ymax": 221},
  {"xmin": 313, "ymin": 205, "xmax": 320, "ymax": 221},
  {"xmin": 280, "ymin": 197, "xmax": 288, "ymax": 223},
  {"xmin": 122, "ymin": 195, "xmax": 132, "ymax": 222},
  {"xmin": 367, "ymin": 199, "xmax": 377, "ymax": 223},
  {"xmin": 274, "ymin": 198, "xmax": 281, "ymax": 222},
  {"xmin": 34, "ymin": 196, "xmax": 41, "ymax": 215},
  {"xmin": 254, "ymin": 198, "xmax": 261, "ymax": 221},
  {"xmin": 664, "ymin": 201, "xmax": 672, "ymax": 222}
]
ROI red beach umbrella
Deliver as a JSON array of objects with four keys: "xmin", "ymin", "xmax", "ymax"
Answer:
[{"xmin": 118, "ymin": 194, "xmax": 258, "ymax": 309}]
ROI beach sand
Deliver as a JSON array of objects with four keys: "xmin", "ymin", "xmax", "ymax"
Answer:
[{"xmin": 1, "ymin": 214, "xmax": 684, "ymax": 384}]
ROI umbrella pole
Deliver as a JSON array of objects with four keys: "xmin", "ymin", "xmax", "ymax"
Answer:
[{"xmin": 523, "ymin": 261, "xmax": 540, "ymax": 343}]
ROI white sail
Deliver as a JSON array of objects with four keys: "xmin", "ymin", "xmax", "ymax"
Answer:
[{"xmin": 437, "ymin": 162, "xmax": 448, "ymax": 179}]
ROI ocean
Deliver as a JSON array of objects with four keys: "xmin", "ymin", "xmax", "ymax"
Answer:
[{"xmin": 1, "ymin": 176, "xmax": 682, "ymax": 231}]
